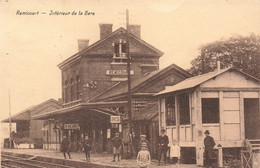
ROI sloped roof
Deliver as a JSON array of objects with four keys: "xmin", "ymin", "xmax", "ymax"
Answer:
[
  {"xmin": 2, "ymin": 105, "xmax": 34, "ymax": 122},
  {"xmin": 156, "ymin": 67, "xmax": 260, "ymax": 96},
  {"xmin": 1, "ymin": 99, "xmax": 62, "ymax": 123},
  {"xmin": 133, "ymin": 103, "xmax": 158, "ymax": 121},
  {"xmin": 58, "ymin": 27, "xmax": 164, "ymax": 69},
  {"xmin": 89, "ymin": 63, "xmax": 191, "ymax": 102}
]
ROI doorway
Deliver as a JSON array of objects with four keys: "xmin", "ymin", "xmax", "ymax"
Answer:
[{"xmin": 244, "ymin": 98, "xmax": 260, "ymax": 139}]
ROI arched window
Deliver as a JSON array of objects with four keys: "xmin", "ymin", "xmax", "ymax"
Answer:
[
  {"xmin": 76, "ymin": 75, "xmax": 80, "ymax": 100},
  {"xmin": 64, "ymin": 80, "xmax": 68, "ymax": 103},
  {"xmin": 70, "ymin": 78, "xmax": 74, "ymax": 101}
]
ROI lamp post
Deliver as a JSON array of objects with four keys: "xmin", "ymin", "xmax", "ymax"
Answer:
[{"xmin": 53, "ymin": 124, "xmax": 59, "ymax": 150}]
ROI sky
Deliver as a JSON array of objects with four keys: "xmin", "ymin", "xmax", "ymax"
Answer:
[{"xmin": 1, "ymin": 0, "xmax": 260, "ymax": 140}]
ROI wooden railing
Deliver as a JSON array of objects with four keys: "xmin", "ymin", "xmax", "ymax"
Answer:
[
  {"xmin": 13, "ymin": 131, "xmax": 30, "ymax": 139},
  {"xmin": 241, "ymin": 139, "xmax": 260, "ymax": 168}
]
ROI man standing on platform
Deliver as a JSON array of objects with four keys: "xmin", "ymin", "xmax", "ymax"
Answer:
[
  {"xmin": 82, "ymin": 134, "xmax": 91, "ymax": 162},
  {"xmin": 158, "ymin": 129, "xmax": 169, "ymax": 165},
  {"xmin": 61, "ymin": 135, "xmax": 72, "ymax": 159},
  {"xmin": 204, "ymin": 130, "xmax": 215, "ymax": 168},
  {"xmin": 132, "ymin": 131, "xmax": 139, "ymax": 157}
]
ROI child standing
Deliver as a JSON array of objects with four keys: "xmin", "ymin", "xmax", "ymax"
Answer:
[
  {"xmin": 137, "ymin": 142, "xmax": 151, "ymax": 168},
  {"xmin": 111, "ymin": 133, "xmax": 123, "ymax": 162},
  {"xmin": 170, "ymin": 140, "xmax": 180, "ymax": 167}
]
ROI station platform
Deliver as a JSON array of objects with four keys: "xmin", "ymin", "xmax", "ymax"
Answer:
[{"xmin": 1, "ymin": 148, "xmax": 197, "ymax": 168}]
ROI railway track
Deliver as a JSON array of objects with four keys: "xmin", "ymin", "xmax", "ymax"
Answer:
[{"xmin": 1, "ymin": 154, "xmax": 77, "ymax": 168}]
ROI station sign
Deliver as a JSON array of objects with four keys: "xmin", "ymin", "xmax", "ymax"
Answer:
[
  {"xmin": 64, "ymin": 124, "xmax": 80, "ymax": 130},
  {"xmin": 111, "ymin": 123, "xmax": 119, "ymax": 128},
  {"xmin": 110, "ymin": 116, "xmax": 120, "ymax": 123},
  {"xmin": 106, "ymin": 70, "xmax": 134, "ymax": 76}
]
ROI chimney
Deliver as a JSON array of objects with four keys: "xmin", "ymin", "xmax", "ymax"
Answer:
[
  {"xmin": 78, "ymin": 39, "xmax": 89, "ymax": 52},
  {"xmin": 58, "ymin": 98, "xmax": 63, "ymax": 105},
  {"xmin": 99, "ymin": 23, "xmax": 113, "ymax": 39},
  {"xmin": 128, "ymin": 24, "xmax": 141, "ymax": 38}
]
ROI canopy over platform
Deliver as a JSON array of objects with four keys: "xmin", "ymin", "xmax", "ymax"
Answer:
[{"xmin": 32, "ymin": 101, "xmax": 128, "ymax": 120}]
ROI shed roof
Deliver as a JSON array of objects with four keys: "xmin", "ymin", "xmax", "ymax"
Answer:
[
  {"xmin": 1, "ymin": 99, "xmax": 62, "ymax": 123},
  {"xmin": 90, "ymin": 63, "xmax": 191, "ymax": 102},
  {"xmin": 132, "ymin": 103, "xmax": 158, "ymax": 121},
  {"xmin": 156, "ymin": 67, "xmax": 260, "ymax": 96}
]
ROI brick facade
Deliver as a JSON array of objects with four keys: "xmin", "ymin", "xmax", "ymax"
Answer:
[{"xmin": 60, "ymin": 25, "xmax": 163, "ymax": 105}]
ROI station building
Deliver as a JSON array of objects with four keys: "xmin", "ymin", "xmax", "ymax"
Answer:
[
  {"xmin": 155, "ymin": 67, "xmax": 260, "ymax": 166},
  {"xmin": 33, "ymin": 24, "xmax": 191, "ymax": 157},
  {"xmin": 89, "ymin": 63, "xmax": 191, "ymax": 157}
]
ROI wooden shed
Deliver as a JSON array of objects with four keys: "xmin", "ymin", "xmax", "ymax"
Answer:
[
  {"xmin": 156, "ymin": 67, "xmax": 260, "ymax": 166},
  {"xmin": 1, "ymin": 99, "xmax": 62, "ymax": 149}
]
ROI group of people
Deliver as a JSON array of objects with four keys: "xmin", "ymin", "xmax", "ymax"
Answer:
[
  {"xmin": 110, "ymin": 131, "xmax": 152, "ymax": 167},
  {"xmin": 60, "ymin": 134, "xmax": 91, "ymax": 161},
  {"xmin": 111, "ymin": 128, "xmax": 216, "ymax": 168},
  {"xmin": 60, "ymin": 129, "xmax": 216, "ymax": 168},
  {"xmin": 136, "ymin": 129, "xmax": 176, "ymax": 168},
  {"xmin": 136, "ymin": 129, "xmax": 180, "ymax": 168}
]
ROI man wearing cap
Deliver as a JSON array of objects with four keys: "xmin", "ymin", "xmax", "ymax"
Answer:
[
  {"xmin": 204, "ymin": 130, "xmax": 215, "ymax": 168},
  {"xmin": 112, "ymin": 133, "xmax": 123, "ymax": 162},
  {"xmin": 138, "ymin": 135, "xmax": 150, "ymax": 151},
  {"xmin": 158, "ymin": 129, "xmax": 169, "ymax": 165}
]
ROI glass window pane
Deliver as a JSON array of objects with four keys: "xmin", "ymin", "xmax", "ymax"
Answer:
[{"xmin": 202, "ymin": 98, "xmax": 220, "ymax": 123}]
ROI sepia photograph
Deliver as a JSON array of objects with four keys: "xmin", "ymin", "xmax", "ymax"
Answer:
[{"xmin": 1, "ymin": 0, "xmax": 260, "ymax": 167}]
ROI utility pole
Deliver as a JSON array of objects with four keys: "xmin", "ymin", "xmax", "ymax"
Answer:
[
  {"xmin": 8, "ymin": 90, "xmax": 12, "ymax": 148},
  {"xmin": 126, "ymin": 9, "xmax": 132, "ymax": 135},
  {"xmin": 126, "ymin": 8, "xmax": 133, "ymax": 159}
]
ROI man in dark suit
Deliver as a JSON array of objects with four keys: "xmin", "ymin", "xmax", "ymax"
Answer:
[
  {"xmin": 204, "ymin": 130, "xmax": 215, "ymax": 168},
  {"xmin": 61, "ymin": 135, "xmax": 72, "ymax": 159},
  {"xmin": 132, "ymin": 131, "xmax": 139, "ymax": 157},
  {"xmin": 82, "ymin": 134, "xmax": 91, "ymax": 161},
  {"xmin": 158, "ymin": 129, "xmax": 169, "ymax": 165}
]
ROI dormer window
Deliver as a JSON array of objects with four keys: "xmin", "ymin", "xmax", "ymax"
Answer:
[{"xmin": 113, "ymin": 39, "xmax": 127, "ymax": 63}]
